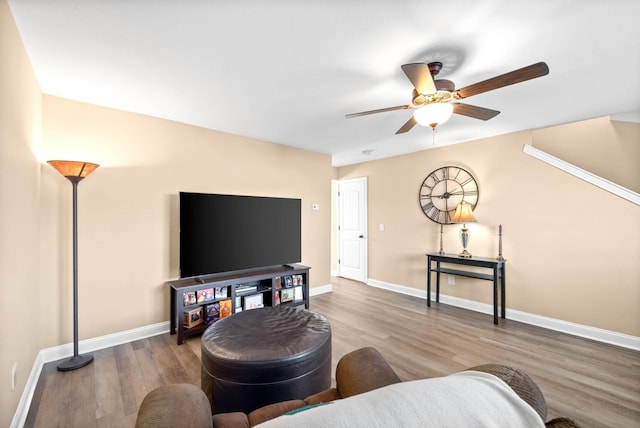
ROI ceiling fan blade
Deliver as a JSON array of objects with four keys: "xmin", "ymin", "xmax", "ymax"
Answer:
[
  {"xmin": 453, "ymin": 103, "xmax": 501, "ymax": 120},
  {"xmin": 345, "ymin": 105, "xmax": 411, "ymax": 119},
  {"xmin": 401, "ymin": 63, "xmax": 436, "ymax": 94},
  {"xmin": 454, "ymin": 62, "xmax": 549, "ymax": 99},
  {"xmin": 395, "ymin": 116, "xmax": 417, "ymax": 134}
]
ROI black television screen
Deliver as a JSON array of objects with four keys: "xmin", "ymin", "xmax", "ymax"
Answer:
[{"xmin": 179, "ymin": 192, "xmax": 301, "ymax": 278}]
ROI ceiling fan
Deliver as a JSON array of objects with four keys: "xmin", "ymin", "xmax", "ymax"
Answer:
[{"xmin": 346, "ymin": 61, "xmax": 549, "ymax": 134}]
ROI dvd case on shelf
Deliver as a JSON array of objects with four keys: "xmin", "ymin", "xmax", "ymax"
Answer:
[
  {"xmin": 243, "ymin": 293, "xmax": 264, "ymax": 310},
  {"xmin": 197, "ymin": 288, "xmax": 214, "ymax": 303},
  {"xmin": 205, "ymin": 302, "xmax": 220, "ymax": 324},
  {"xmin": 219, "ymin": 299, "xmax": 232, "ymax": 318},
  {"xmin": 183, "ymin": 291, "xmax": 197, "ymax": 306},
  {"xmin": 281, "ymin": 288, "xmax": 295, "ymax": 302}
]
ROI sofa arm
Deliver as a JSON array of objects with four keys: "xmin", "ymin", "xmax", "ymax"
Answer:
[
  {"xmin": 546, "ymin": 417, "xmax": 582, "ymax": 428},
  {"xmin": 135, "ymin": 383, "xmax": 213, "ymax": 428},
  {"xmin": 335, "ymin": 347, "xmax": 402, "ymax": 398},
  {"xmin": 247, "ymin": 399, "xmax": 306, "ymax": 426},
  {"xmin": 304, "ymin": 387, "xmax": 341, "ymax": 405},
  {"xmin": 468, "ymin": 364, "xmax": 547, "ymax": 421},
  {"xmin": 211, "ymin": 412, "xmax": 250, "ymax": 428}
]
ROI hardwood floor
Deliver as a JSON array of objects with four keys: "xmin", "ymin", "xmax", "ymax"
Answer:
[{"xmin": 26, "ymin": 277, "xmax": 639, "ymax": 427}]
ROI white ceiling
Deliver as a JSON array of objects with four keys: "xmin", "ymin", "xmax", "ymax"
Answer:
[{"xmin": 8, "ymin": 0, "xmax": 640, "ymax": 166}]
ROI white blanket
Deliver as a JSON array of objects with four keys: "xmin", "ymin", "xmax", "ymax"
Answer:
[{"xmin": 256, "ymin": 371, "xmax": 545, "ymax": 427}]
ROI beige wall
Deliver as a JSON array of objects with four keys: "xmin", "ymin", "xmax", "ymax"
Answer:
[
  {"xmin": 40, "ymin": 96, "xmax": 334, "ymax": 341},
  {"xmin": 0, "ymin": 0, "xmax": 42, "ymax": 424},
  {"xmin": 336, "ymin": 119, "xmax": 640, "ymax": 336},
  {"xmin": 532, "ymin": 117, "xmax": 640, "ymax": 193}
]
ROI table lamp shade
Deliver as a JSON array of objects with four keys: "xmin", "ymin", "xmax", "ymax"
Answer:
[{"xmin": 451, "ymin": 202, "xmax": 476, "ymax": 224}]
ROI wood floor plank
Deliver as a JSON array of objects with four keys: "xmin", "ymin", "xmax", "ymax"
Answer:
[
  {"xmin": 94, "ymin": 347, "xmax": 124, "ymax": 421},
  {"xmin": 114, "ymin": 342, "xmax": 148, "ymax": 418},
  {"xmin": 24, "ymin": 276, "xmax": 640, "ymax": 428}
]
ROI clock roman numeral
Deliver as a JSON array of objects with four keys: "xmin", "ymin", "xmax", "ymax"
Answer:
[
  {"xmin": 452, "ymin": 168, "xmax": 462, "ymax": 180},
  {"xmin": 427, "ymin": 208, "xmax": 441, "ymax": 221},
  {"xmin": 421, "ymin": 201, "xmax": 435, "ymax": 212},
  {"xmin": 460, "ymin": 177, "xmax": 475, "ymax": 187}
]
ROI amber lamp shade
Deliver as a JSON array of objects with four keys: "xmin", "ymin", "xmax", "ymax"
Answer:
[{"xmin": 47, "ymin": 160, "xmax": 99, "ymax": 179}]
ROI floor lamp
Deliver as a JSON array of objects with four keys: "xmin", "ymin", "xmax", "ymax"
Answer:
[{"xmin": 48, "ymin": 160, "xmax": 99, "ymax": 371}]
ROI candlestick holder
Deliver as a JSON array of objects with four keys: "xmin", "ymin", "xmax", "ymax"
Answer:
[
  {"xmin": 497, "ymin": 224, "xmax": 505, "ymax": 261},
  {"xmin": 438, "ymin": 225, "xmax": 445, "ymax": 254}
]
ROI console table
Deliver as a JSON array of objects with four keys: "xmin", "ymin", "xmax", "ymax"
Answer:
[{"xmin": 426, "ymin": 253, "xmax": 506, "ymax": 324}]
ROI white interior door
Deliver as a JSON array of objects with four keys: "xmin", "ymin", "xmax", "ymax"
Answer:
[{"xmin": 337, "ymin": 177, "xmax": 367, "ymax": 282}]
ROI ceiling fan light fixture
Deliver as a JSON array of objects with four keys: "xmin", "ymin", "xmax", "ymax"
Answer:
[{"xmin": 413, "ymin": 102, "xmax": 453, "ymax": 128}]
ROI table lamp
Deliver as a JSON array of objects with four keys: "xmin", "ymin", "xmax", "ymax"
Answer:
[{"xmin": 451, "ymin": 202, "xmax": 476, "ymax": 258}]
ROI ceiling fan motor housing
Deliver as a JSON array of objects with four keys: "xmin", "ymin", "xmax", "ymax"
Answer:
[{"xmin": 435, "ymin": 79, "xmax": 455, "ymax": 92}]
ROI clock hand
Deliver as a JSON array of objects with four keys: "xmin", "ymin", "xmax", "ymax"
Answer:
[{"xmin": 432, "ymin": 190, "xmax": 464, "ymax": 199}]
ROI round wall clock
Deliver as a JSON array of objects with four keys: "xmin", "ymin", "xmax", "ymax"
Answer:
[{"xmin": 418, "ymin": 166, "xmax": 479, "ymax": 224}]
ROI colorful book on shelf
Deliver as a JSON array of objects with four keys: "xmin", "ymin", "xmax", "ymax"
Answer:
[
  {"xmin": 214, "ymin": 287, "xmax": 228, "ymax": 299},
  {"xmin": 197, "ymin": 288, "xmax": 214, "ymax": 303},
  {"xmin": 183, "ymin": 291, "xmax": 197, "ymax": 306},
  {"xmin": 281, "ymin": 288, "xmax": 294, "ymax": 302},
  {"xmin": 219, "ymin": 299, "xmax": 232, "ymax": 318},
  {"xmin": 243, "ymin": 293, "xmax": 264, "ymax": 311},
  {"xmin": 205, "ymin": 303, "xmax": 220, "ymax": 324}
]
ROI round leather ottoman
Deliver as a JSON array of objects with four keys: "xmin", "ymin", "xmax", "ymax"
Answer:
[{"xmin": 201, "ymin": 306, "xmax": 332, "ymax": 414}]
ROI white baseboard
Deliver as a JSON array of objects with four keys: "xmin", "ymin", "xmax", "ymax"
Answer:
[
  {"xmin": 11, "ymin": 321, "xmax": 169, "ymax": 428},
  {"xmin": 11, "ymin": 352, "xmax": 45, "ymax": 428},
  {"xmin": 367, "ymin": 278, "xmax": 640, "ymax": 351},
  {"xmin": 310, "ymin": 283, "xmax": 333, "ymax": 296}
]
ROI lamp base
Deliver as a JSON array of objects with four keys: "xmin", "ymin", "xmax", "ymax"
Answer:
[
  {"xmin": 57, "ymin": 354, "xmax": 94, "ymax": 371},
  {"xmin": 458, "ymin": 249, "xmax": 472, "ymax": 258}
]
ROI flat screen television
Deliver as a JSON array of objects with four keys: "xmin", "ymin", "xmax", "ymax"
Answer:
[{"xmin": 179, "ymin": 192, "xmax": 302, "ymax": 278}]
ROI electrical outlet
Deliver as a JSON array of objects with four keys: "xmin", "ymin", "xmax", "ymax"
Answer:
[
  {"xmin": 448, "ymin": 275, "xmax": 455, "ymax": 285},
  {"xmin": 11, "ymin": 363, "xmax": 17, "ymax": 391}
]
